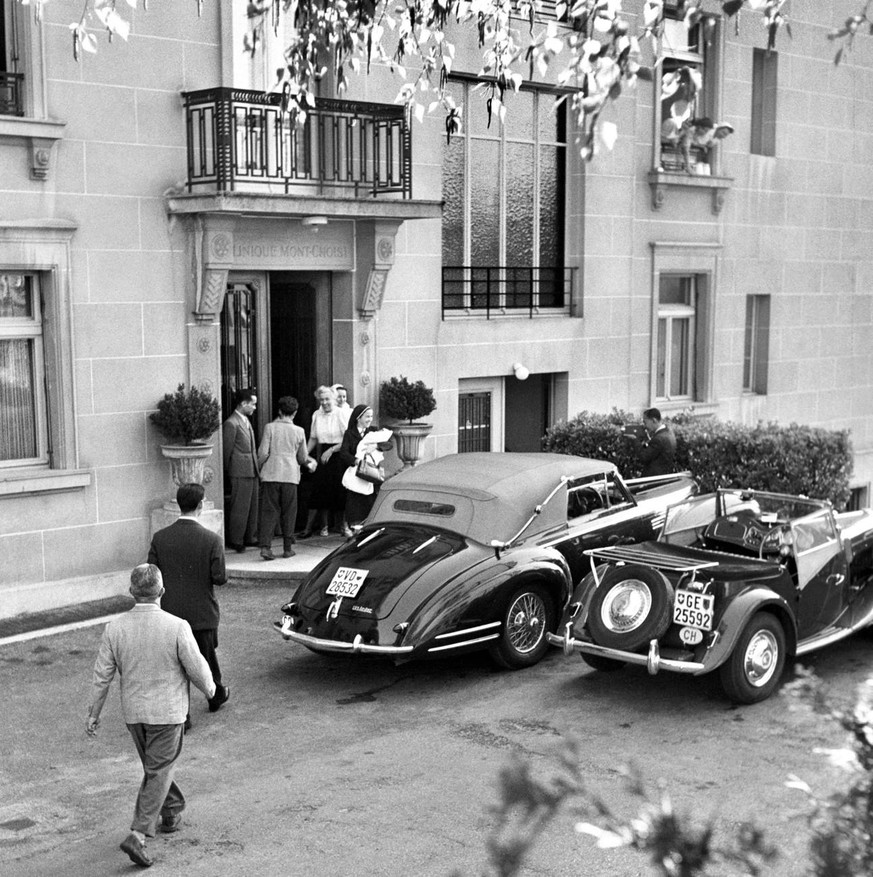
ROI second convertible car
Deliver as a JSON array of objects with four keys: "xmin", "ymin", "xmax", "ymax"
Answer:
[{"xmin": 274, "ymin": 452, "xmax": 696, "ymax": 668}]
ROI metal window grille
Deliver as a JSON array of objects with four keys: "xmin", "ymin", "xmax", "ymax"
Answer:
[
  {"xmin": 458, "ymin": 392, "xmax": 491, "ymax": 452},
  {"xmin": 442, "ymin": 267, "xmax": 573, "ymax": 318}
]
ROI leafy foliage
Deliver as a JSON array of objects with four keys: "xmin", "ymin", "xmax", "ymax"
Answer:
[
  {"xmin": 542, "ymin": 409, "xmax": 853, "ymax": 507},
  {"xmin": 149, "ymin": 383, "xmax": 222, "ymax": 445},
  {"xmin": 379, "ymin": 375, "xmax": 437, "ymax": 423},
  {"xmin": 783, "ymin": 669, "xmax": 873, "ymax": 876},
  {"xmin": 31, "ymin": 1, "xmax": 870, "ymax": 161}
]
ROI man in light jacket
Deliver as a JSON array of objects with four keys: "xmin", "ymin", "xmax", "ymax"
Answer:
[{"xmin": 86, "ymin": 564, "xmax": 216, "ymax": 868}]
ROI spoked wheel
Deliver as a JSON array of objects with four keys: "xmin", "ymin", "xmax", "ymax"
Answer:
[
  {"xmin": 490, "ymin": 582, "xmax": 555, "ymax": 670},
  {"xmin": 719, "ymin": 612, "xmax": 786, "ymax": 704}
]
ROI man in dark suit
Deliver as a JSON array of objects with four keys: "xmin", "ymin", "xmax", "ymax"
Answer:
[
  {"xmin": 222, "ymin": 388, "xmax": 259, "ymax": 552},
  {"xmin": 638, "ymin": 407, "xmax": 677, "ymax": 477},
  {"xmin": 148, "ymin": 483, "xmax": 229, "ymax": 725},
  {"xmin": 87, "ymin": 563, "xmax": 215, "ymax": 868}
]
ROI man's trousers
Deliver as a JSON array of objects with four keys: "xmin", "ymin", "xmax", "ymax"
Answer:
[{"xmin": 127, "ymin": 722, "xmax": 185, "ymax": 837}]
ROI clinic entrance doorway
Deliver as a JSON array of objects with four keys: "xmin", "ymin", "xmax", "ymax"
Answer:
[{"xmin": 219, "ymin": 271, "xmax": 333, "ymax": 439}]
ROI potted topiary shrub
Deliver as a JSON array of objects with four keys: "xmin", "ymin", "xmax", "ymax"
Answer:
[
  {"xmin": 150, "ymin": 383, "xmax": 222, "ymax": 485},
  {"xmin": 379, "ymin": 375, "xmax": 437, "ymax": 468}
]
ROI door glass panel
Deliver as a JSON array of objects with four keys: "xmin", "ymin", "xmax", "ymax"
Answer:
[{"xmin": 221, "ymin": 283, "xmax": 258, "ymax": 418}]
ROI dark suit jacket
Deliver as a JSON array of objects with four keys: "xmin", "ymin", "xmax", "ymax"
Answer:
[
  {"xmin": 223, "ymin": 412, "xmax": 259, "ymax": 478},
  {"xmin": 148, "ymin": 518, "xmax": 227, "ymax": 630},
  {"xmin": 639, "ymin": 425, "xmax": 677, "ymax": 478}
]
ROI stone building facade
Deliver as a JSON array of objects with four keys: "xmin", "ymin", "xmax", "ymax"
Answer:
[{"xmin": 1, "ymin": 0, "xmax": 871, "ymax": 616}]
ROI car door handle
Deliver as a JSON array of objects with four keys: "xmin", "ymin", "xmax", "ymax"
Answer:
[{"xmin": 827, "ymin": 574, "xmax": 845, "ymax": 587}]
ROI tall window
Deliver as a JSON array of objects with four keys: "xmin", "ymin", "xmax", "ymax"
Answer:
[
  {"xmin": 0, "ymin": 273, "xmax": 46, "ymax": 464},
  {"xmin": 659, "ymin": 8, "xmax": 720, "ymax": 171},
  {"xmin": 743, "ymin": 294, "xmax": 770, "ymax": 394},
  {"xmin": 751, "ymin": 48, "xmax": 777, "ymax": 156},
  {"xmin": 0, "ymin": 0, "xmax": 23, "ymax": 116},
  {"xmin": 656, "ymin": 275, "xmax": 697, "ymax": 401},
  {"xmin": 442, "ymin": 79, "xmax": 568, "ymax": 316}
]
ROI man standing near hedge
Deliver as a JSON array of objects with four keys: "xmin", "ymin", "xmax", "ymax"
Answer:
[{"xmin": 637, "ymin": 408, "xmax": 677, "ymax": 477}]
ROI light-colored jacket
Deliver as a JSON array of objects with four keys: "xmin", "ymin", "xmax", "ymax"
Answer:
[
  {"xmin": 88, "ymin": 603, "xmax": 215, "ymax": 725},
  {"xmin": 258, "ymin": 420, "xmax": 308, "ymax": 483}
]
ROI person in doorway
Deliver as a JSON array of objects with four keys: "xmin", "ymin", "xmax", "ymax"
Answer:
[
  {"xmin": 257, "ymin": 396, "xmax": 316, "ymax": 560},
  {"xmin": 222, "ymin": 388, "xmax": 259, "ymax": 552},
  {"xmin": 338, "ymin": 404, "xmax": 393, "ymax": 528},
  {"xmin": 636, "ymin": 407, "xmax": 677, "ymax": 477},
  {"xmin": 86, "ymin": 564, "xmax": 215, "ymax": 869},
  {"xmin": 300, "ymin": 385, "xmax": 350, "ymax": 538},
  {"xmin": 331, "ymin": 384, "xmax": 351, "ymax": 410},
  {"xmin": 148, "ymin": 483, "xmax": 229, "ymax": 726}
]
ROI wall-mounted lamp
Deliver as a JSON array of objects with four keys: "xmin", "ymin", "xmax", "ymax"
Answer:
[
  {"xmin": 301, "ymin": 215, "xmax": 328, "ymax": 232},
  {"xmin": 513, "ymin": 362, "xmax": 530, "ymax": 381}
]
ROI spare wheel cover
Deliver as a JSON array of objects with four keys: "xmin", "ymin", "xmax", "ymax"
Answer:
[{"xmin": 588, "ymin": 564, "xmax": 674, "ymax": 651}]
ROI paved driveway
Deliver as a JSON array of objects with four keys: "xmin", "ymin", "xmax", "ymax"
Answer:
[{"xmin": 1, "ymin": 580, "xmax": 866, "ymax": 876}]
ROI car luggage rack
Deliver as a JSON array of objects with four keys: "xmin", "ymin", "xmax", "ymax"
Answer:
[{"xmin": 583, "ymin": 544, "xmax": 720, "ymax": 572}]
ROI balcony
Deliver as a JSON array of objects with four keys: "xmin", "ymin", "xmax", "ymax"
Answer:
[
  {"xmin": 0, "ymin": 72, "xmax": 24, "ymax": 117},
  {"xmin": 442, "ymin": 267, "xmax": 575, "ymax": 319},
  {"xmin": 183, "ymin": 88, "xmax": 411, "ymax": 198}
]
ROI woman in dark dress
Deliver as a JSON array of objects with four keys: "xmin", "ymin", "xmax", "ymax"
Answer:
[
  {"xmin": 300, "ymin": 385, "xmax": 350, "ymax": 537},
  {"xmin": 337, "ymin": 404, "xmax": 388, "ymax": 527}
]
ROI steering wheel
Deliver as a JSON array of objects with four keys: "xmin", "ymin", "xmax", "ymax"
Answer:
[{"xmin": 758, "ymin": 526, "xmax": 785, "ymax": 559}]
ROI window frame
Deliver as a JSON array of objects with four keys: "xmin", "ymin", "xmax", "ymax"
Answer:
[
  {"xmin": 649, "ymin": 242, "xmax": 720, "ymax": 412},
  {"xmin": 750, "ymin": 47, "xmax": 777, "ymax": 157},
  {"xmin": 654, "ymin": 9, "xmax": 725, "ymax": 175},
  {"xmin": 0, "ymin": 221, "xmax": 89, "ymax": 496},
  {"xmin": 743, "ymin": 293, "xmax": 770, "ymax": 395},
  {"xmin": 0, "ymin": 272, "xmax": 48, "ymax": 467},
  {"xmin": 441, "ymin": 75, "xmax": 571, "ymax": 318}
]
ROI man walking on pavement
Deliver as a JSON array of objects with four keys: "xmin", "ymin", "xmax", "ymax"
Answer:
[
  {"xmin": 222, "ymin": 387, "xmax": 260, "ymax": 552},
  {"xmin": 148, "ymin": 482, "xmax": 230, "ymax": 724},
  {"xmin": 86, "ymin": 564, "xmax": 216, "ymax": 868}
]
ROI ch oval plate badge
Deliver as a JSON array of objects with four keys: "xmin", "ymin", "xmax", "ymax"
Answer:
[{"xmin": 679, "ymin": 626, "xmax": 704, "ymax": 646}]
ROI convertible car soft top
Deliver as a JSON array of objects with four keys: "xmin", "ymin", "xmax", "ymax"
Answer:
[{"xmin": 369, "ymin": 453, "xmax": 621, "ymax": 545}]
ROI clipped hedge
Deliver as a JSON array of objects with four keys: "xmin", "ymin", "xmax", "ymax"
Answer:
[{"xmin": 542, "ymin": 409, "xmax": 854, "ymax": 508}]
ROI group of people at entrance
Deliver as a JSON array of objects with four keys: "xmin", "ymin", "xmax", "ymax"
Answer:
[{"xmin": 222, "ymin": 383, "xmax": 391, "ymax": 560}]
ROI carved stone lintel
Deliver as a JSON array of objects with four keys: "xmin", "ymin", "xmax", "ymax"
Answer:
[{"xmin": 361, "ymin": 268, "xmax": 388, "ymax": 319}]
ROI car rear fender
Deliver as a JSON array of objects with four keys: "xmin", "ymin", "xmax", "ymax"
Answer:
[
  {"xmin": 402, "ymin": 550, "xmax": 572, "ymax": 644},
  {"xmin": 702, "ymin": 588, "xmax": 797, "ymax": 671}
]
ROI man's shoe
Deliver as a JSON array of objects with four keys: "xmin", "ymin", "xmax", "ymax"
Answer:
[
  {"xmin": 160, "ymin": 813, "xmax": 182, "ymax": 834},
  {"xmin": 120, "ymin": 834, "xmax": 153, "ymax": 867},
  {"xmin": 227, "ymin": 544, "xmax": 245, "ymax": 553},
  {"xmin": 260, "ymin": 548, "xmax": 276, "ymax": 561},
  {"xmin": 318, "ymin": 527, "xmax": 329, "ymax": 537},
  {"xmin": 208, "ymin": 684, "xmax": 229, "ymax": 712},
  {"xmin": 282, "ymin": 549, "xmax": 296, "ymax": 558}
]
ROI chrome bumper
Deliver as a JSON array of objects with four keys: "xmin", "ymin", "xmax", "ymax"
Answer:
[
  {"xmin": 272, "ymin": 620, "xmax": 414, "ymax": 656},
  {"xmin": 546, "ymin": 625, "xmax": 706, "ymax": 676}
]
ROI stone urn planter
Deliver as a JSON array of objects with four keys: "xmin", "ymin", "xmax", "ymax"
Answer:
[
  {"xmin": 159, "ymin": 442, "xmax": 215, "ymax": 486},
  {"xmin": 379, "ymin": 376, "xmax": 437, "ymax": 469},
  {"xmin": 391, "ymin": 422, "xmax": 434, "ymax": 469},
  {"xmin": 150, "ymin": 383, "xmax": 222, "ymax": 487}
]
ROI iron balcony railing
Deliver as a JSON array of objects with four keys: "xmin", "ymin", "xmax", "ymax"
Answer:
[
  {"xmin": 442, "ymin": 266, "xmax": 575, "ymax": 319},
  {"xmin": 183, "ymin": 88, "xmax": 412, "ymax": 197},
  {"xmin": 0, "ymin": 72, "xmax": 24, "ymax": 117}
]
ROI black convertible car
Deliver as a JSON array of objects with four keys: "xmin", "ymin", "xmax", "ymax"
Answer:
[
  {"xmin": 549, "ymin": 488, "xmax": 873, "ymax": 702},
  {"xmin": 273, "ymin": 452, "xmax": 696, "ymax": 668}
]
